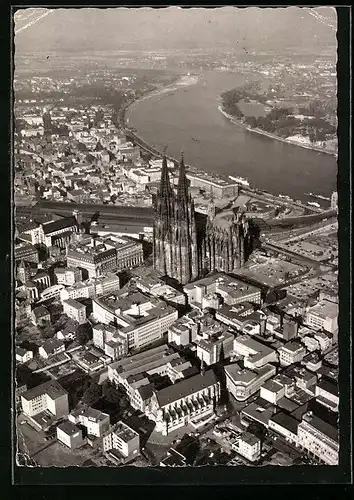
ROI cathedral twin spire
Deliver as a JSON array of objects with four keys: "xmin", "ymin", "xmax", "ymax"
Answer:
[{"xmin": 154, "ymin": 150, "xmax": 199, "ymax": 284}]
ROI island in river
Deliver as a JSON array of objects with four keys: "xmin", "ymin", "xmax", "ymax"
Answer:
[
  {"xmin": 219, "ymin": 86, "xmax": 337, "ymax": 157},
  {"xmin": 126, "ymin": 70, "xmax": 337, "ymax": 201}
]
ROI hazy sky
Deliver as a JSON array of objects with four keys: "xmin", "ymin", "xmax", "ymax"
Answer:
[{"xmin": 14, "ymin": 7, "xmax": 337, "ymax": 55}]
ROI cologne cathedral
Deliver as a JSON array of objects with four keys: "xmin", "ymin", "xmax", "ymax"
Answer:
[{"xmin": 153, "ymin": 153, "xmax": 258, "ymax": 285}]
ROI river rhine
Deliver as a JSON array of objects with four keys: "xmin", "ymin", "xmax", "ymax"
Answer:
[{"xmin": 127, "ymin": 70, "xmax": 337, "ymax": 202}]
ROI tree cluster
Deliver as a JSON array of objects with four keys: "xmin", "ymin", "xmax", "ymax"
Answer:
[{"xmin": 221, "ymin": 86, "xmax": 336, "ymax": 144}]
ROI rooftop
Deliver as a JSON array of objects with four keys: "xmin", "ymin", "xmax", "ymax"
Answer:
[
  {"xmin": 279, "ymin": 340, "xmax": 305, "ymax": 353},
  {"xmin": 33, "ymin": 305, "xmax": 50, "ymax": 318},
  {"xmin": 225, "ymin": 362, "xmax": 275, "ymax": 385},
  {"xmin": 301, "ymin": 413, "xmax": 338, "ymax": 443},
  {"xmin": 184, "ymin": 273, "xmax": 261, "ymax": 300},
  {"xmin": 216, "ymin": 302, "xmax": 263, "ymax": 324},
  {"xmin": 115, "ymin": 347, "xmax": 180, "ymax": 380},
  {"xmin": 317, "ymin": 376, "xmax": 338, "ymax": 396},
  {"xmin": 63, "ymin": 298, "xmax": 86, "ymax": 310},
  {"xmin": 161, "ymin": 448, "xmax": 187, "ymax": 467},
  {"xmin": 22, "ymin": 380, "xmax": 67, "ymax": 402},
  {"xmin": 111, "ymin": 421, "xmax": 139, "ymax": 443},
  {"xmin": 57, "ymin": 420, "xmax": 82, "ymax": 436},
  {"xmin": 155, "ymin": 369, "xmax": 218, "ymax": 407},
  {"xmin": 270, "ymin": 412, "xmax": 300, "ymax": 434},
  {"xmin": 40, "ymin": 338, "xmax": 65, "ymax": 354},
  {"xmin": 234, "ymin": 335, "xmax": 275, "ymax": 358},
  {"xmin": 261, "ymin": 378, "xmax": 285, "ymax": 394},
  {"xmin": 70, "ymin": 405, "xmax": 110, "ymax": 422},
  {"xmin": 42, "ymin": 216, "xmax": 77, "ymax": 235},
  {"xmin": 241, "ymin": 431, "xmax": 261, "ymax": 446},
  {"xmin": 308, "ymin": 300, "xmax": 339, "ymax": 320}
]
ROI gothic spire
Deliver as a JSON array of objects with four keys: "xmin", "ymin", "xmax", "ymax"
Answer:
[
  {"xmin": 158, "ymin": 149, "xmax": 173, "ymax": 221},
  {"xmin": 177, "ymin": 152, "xmax": 189, "ymax": 198}
]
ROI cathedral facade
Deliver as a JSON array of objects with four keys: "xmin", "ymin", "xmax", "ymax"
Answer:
[{"xmin": 153, "ymin": 153, "xmax": 257, "ymax": 285}]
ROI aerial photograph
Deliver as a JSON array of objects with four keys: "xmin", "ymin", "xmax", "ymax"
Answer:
[{"xmin": 13, "ymin": 7, "xmax": 339, "ymax": 468}]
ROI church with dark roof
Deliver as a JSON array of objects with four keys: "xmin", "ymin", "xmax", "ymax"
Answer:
[{"xmin": 153, "ymin": 153, "xmax": 259, "ymax": 285}]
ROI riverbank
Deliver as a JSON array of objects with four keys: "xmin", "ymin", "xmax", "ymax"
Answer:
[
  {"xmin": 137, "ymin": 74, "xmax": 199, "ymax": 103},
  {"xmin": 218, "ymin": 105, "xmax": 337, "ymax": 158}
]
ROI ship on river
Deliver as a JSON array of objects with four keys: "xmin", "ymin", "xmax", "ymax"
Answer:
[
  {"xmin": 229, "ymin": 175, "xmax": 250, "ymax": 187},
  {"xmin": 307, "ymin": 201, "xmax": 321, "ymax": 208},
  {"xmin": 305, "ymin": 192, "xmax": 331, "ymax": 202}
]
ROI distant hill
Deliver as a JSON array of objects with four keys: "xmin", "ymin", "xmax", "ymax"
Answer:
[{"xmin": 14, "ymin": 6, "xmax": 337, "ymax": 56}]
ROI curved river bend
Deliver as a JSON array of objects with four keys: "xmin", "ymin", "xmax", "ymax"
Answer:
[{"xmin": 127, "ymin": 71, "xmax": 337, "ymax": 201}]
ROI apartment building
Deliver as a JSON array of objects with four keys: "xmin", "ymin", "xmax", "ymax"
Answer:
[
  {"xmin": 278, "ymin": 340, "xmax": 307, "ymax": 367},
  {"xmin": 195, "ymin": 315, "xmax": 234, "ymax": 366},
  {"xmin": 237, "ymin": 432, "xmax": 261, "ymax": 462},
  {"xmin": 268, "ymin": 412, "xmax": 300, "ymax": 445},
  {"xmin": 315, "ymin": 377, "xmax": 339, "ymax": 412},
  {"xmin": 68, "ymin": 405, "xmax": 110, "ymax": 437},
  {"xmin": 21, "ymin": 380, "xmax": 69, "ymax": 418},
  {"xmin": 305, "ymin": 300, "xmax": 338, "ymax": 334},
  {"xmin": 54, "ymin": 266, "xmax": 82, "ymax": 286},
  {"xmin": 62, "ymin": 298, "xmax": 87, "ymax": 325},
  {"xmin": 102, "ymin": 421, "xmax": 140, "ymax": 463}
]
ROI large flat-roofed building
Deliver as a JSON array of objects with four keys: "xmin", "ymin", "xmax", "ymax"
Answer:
[
  {"xmin": 68, "ymin": 405, "xmax": 110, "ymax": 437},
  {"xmin": 186, "ymin": 173, "xmax": 239, "ymax": 198},
  {"xmin": 21, "ymin": 380, "xmax": 69, "ymax": 418},
  {"xmin": 67, "ymin": 240, "xmax": 117, "ymax": 279},
  {"xmin": 260, "ymin": 378, "xmax": 286, "ymax": 405},
  {"xmin": 102, "ymin": 421, "xmax": 140, "ymax": 463},
  {"xmin": 92, "ymin": 288, "xmax": 178, "ymax": 350},
  {"xmin": 62, "ymin": 298, "xmax": 87, "ymax": 325},
  {"xmin": 147, "ymin": 369, "xmax": 221, "ymax": 436},
  {"xmin": 133, "ymin": 275, "xmax": 186, "ymax": 307},
  {"xmin": 225, "ymin": 362, "xmax": 276, "ymax": 402},
  {"xmin": 297, "ymin": 411, "xmax": 339, "ymax": 465},
  {"xmin": 216, "ymin": 302, "xmax": 266, "ymax": 334},
  {"xmin": 233, "ymin": 335, "xmax": 278, "ymax": 370},
  {"xmin": 184, "ymin": 273, "xmax": 262, "ymax": 309},
  {"xmin": 305, "ymin": 300, "xmax": 338, "ymax": 334},
  {"xmin": 100, "ymin": 234, "xmax": 144, "ymax": 270}
]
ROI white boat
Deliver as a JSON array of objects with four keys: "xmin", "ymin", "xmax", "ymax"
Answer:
[
  {"xmin": 229, "ymin": 176, "xmax": 250, "ymax": 187},
  {"xmin": 307, "ymin": 201, "xmax": 321, "ymax": 208}
]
